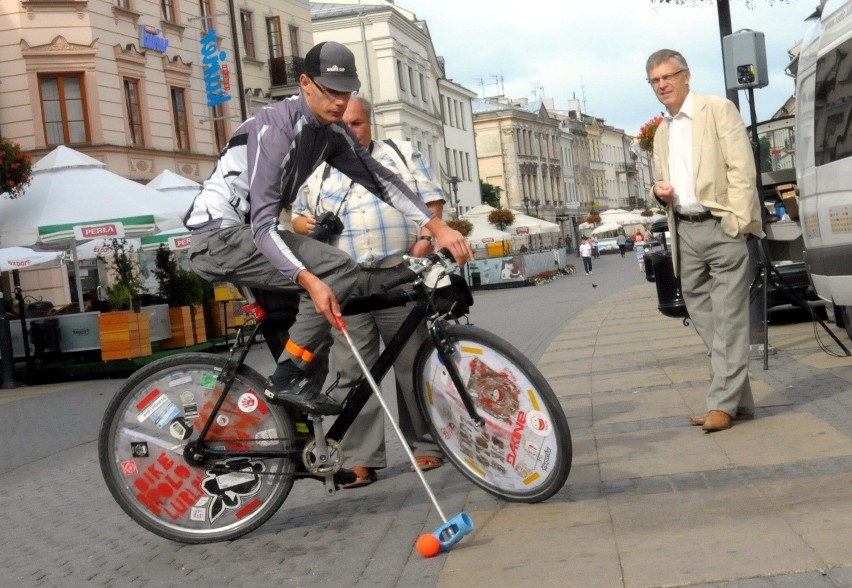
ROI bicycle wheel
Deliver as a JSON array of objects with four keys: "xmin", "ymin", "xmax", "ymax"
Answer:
[
  {"xmin": 98, "ymin": 353, "xmax": 298, "ymax": 543},
  {"xmin": 415, "ymin": 324, "xmax": 571, "ymax": 503}
]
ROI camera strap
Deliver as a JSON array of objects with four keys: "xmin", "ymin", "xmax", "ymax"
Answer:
[{"xmin": 314, "ymin": 163, "xmax": 353, "ymax": 218}]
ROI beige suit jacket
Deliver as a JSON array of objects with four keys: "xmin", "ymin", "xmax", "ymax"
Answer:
[{"xmin": 650, "ymin": 92, "xmax": 763, "ymax": 274}]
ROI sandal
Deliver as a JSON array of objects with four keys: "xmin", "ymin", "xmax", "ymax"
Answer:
[
  {"xmin": 409, "ymin": 455, "xmax": 443, "ymax": 472},
  {"xmin": 339, "ymin": 466, "xmax": 376, "ymax": 489}
]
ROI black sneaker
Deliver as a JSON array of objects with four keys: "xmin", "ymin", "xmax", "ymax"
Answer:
[{"xmin": 263, "ymin": 362, "xmax": 342, "ymax": 415}]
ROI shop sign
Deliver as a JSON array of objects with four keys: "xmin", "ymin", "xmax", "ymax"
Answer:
[
  {"xmin": 200, "ymin": 28, "xmax": 231, "ymax": 107},
  {"xmin": 140, "ymin": 25, "xmax": 169, "ymax": 53},
  {"xmin": 74, "ymin": 222, "xmax": 125, "ymax": 240}
]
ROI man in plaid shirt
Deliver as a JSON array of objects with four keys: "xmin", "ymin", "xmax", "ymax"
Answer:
[{"xmin": 291, "ymin": 96, "xmax": 445, "ymax": 487}]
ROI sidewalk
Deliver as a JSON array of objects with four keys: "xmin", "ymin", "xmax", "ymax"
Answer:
[{"xmin": 439, "ymin": 285, "xmax": 852, "ymax": 588}]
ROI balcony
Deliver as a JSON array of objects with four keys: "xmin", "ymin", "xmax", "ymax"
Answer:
[
  {"xmin": 616, "ymin": 161, "xmax": 637, "ymax": 174},
  {"xmin": 269, "ymin": 56, "xmax": 305, "ymax": 89}
]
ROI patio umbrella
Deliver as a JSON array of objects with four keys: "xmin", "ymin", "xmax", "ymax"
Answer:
[
  {"xmin": 140, "ymin": 228, "xmax": 192, "ymax": 252},
  {"xmin": 146, "ymin": 170, "xmax": 201, "ymax": 231},
  {"xmin": 0, "ymin": 146, "xmax": 162, "ymax": 310},
  {"xmin": 0, "ymin": 246, "xmax": 63, "ymax": 272}
]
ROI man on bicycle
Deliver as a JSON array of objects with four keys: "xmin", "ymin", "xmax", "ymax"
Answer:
[{"xmin": 184, "ymin": 41, "xmax": 472, "ymax": 416}]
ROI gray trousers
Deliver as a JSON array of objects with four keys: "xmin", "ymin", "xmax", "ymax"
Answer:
[
  {"xmin": 188, "ymin": 225, "xmax": 359, "ymax": 369},
  {"xmin": 330, "ymin": 268, "xmax": 441, "ymax": 468},
  {"xmin": 677, "ymin": 218, "xmax": 754, "ymax": 417}
]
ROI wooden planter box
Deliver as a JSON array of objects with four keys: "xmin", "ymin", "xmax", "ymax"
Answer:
[
  {"xmin": 206, "ymin": 299, "xmax": 246, "ymax": 338},
  {"xmin": 161, "ymin": 304, "xmax": 207, "ymax": 349},
  {"xmin": 99, "ymin": 311, "xmax": 152, "ymax": 361}
]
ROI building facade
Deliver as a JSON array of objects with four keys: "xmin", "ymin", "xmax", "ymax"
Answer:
[
  {"xmin": 0, "ymin": 0, "xmax": 311, "ymax": 181},
  {"xmin": 309, "ymin": 0, "xmax": 480, "ymax": 218},
  {"xmin": 472, "ymin": 97, "xmax": 564, "ymax": 221}
]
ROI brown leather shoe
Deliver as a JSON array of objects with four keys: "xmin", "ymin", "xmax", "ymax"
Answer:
[
  {"xmin": 339, "ymin": 466, "xmax": 376, "ymax": 489},
  {"xmin": 702, "ymin": 410, "xmax": 733, "ymax": 432},
  {"xmin": 689, "ymin": 412, "xmax": 755, "ymax": 426}
]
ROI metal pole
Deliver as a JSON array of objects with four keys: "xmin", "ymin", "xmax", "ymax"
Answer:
[{"xmin": 0, "ymin": 297, "xmax": 19, "ymax": 388}]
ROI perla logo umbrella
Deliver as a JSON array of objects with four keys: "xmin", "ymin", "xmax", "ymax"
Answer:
[{"xmin": 0, "ymin": 146, "xmax": 164, "ymax": 311}]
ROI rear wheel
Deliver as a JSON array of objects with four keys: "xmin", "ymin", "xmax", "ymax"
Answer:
[
  {"xmin": 98, "ymin": 353, "xmax": 297, "ymax": 543},
  {"xmin": 414, "ymin": 324, "xmax": 571, "ymax": 503}
]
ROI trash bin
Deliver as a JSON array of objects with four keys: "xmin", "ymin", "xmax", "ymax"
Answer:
[
  {"xmin": 30, "ymin": 318, "xmax": 61, "ymax": 358},
  {"xmin": 644, "ymin": 252, "xmax": 655, "ymax": 282},
  {"xmin": 650, "ymin": 251, "xmax": 689, "ymax": 319}
]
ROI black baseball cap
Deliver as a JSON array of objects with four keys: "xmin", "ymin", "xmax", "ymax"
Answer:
[{"xmin": 304, "ymin": 41, "xmax": 361, "ymax": 93}]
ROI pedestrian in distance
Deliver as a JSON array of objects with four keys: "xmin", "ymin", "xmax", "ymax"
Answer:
[
  {"xmin": 645, "ymin": 48, "xmax": 763, "ymax": 432},
  {"xmin": 184, "ymin": 41, "xmax": 472, "ymax": 417},
  {"xmin": 590, "ymin": 234, "xmax": 600, "ymax": 258},
  {"xmin": 616, "ymin": 230, "xmax": 628, "ymax": 258},
  {"xmin": 291, "ymin": 96, "xmax": 445, "ymax": 487},
  {"xmin": 579, "ymin": 237, "xmax": 593, "ymax": 275}
]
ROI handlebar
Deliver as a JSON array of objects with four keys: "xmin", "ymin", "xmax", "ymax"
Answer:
[{"xmin": 379, "ymin": 248, "xmax": 455, "ymax": 292}]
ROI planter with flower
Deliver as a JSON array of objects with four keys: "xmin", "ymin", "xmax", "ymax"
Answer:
[
  {"xmin": 447, "ymin": 218, "xmax": 473, "ymax": 237},
  {"xmin": 0, "ymin": 138, "xmax": 32, "ymax": 198},
  {"xmin": 98, "ymin": 239, "xmax": 151, "ymax": 361},
  {"xmin": 637, "ymin": 115, "xmax": 664, "ymax": 153},
  {"xmin": 153, "ymin": 245, "xmax": 209, "ymax": 348},
  {"xmin": 488, "ymin": 208, "xmax": 515, "ymax": 231}
]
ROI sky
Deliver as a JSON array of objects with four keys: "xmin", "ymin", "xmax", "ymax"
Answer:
[{"xmin": 396, "ymin": 0, "xmax": 820, "ymax": 135}]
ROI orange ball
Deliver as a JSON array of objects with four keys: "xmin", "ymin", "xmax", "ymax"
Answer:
[{"xmin": 415, "ymin": 533, "xmax": 441, "ymax": 557}]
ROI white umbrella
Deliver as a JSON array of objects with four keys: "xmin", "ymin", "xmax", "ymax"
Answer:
[
  {"xmin": 0, "ymin": 146, "xmax": 163, "ymax": 310},
  {"xmin": 146, "ymin": 170, "xmax": 201, "ymax": 231},
  {"xmin": 592, "ymin": 223, "xmax": 623, "ymax": 236},
  {"xmin": 75, "ymin": 238, "xmax": 143, "ymax": 261},
  {"xmin": 506, "ymin": 212, "xmax": 560, "ymax": 235},
  {"xmin": 140, "ymin": 228, "xmax": 192, "ymax": 252},
  {"xmin": 465, "ymin": 223, "xmax": 513, "ymax": 249},
  {"xmin": 0, "ymin": 247, "xmax": 63, "ymax": 272}
]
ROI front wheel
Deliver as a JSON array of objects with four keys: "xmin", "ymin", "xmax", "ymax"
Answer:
[
  {"xmin": 414, "ymin": 324, "xmax": 571, "ymax": 503},
  {"xmin": 98, "ymin": 353, "xmax": 298, "ymax": 543}
]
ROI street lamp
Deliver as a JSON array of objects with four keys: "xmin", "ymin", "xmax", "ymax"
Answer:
[
  {"xmin": 494, "ymin": 186, "xmax": 504, "ymax": 209},
  {"xmin": 522, "ymin": 197, "xmax": 530, "ymax": 215},
  {"xmin": 533, "ymin": 199, "xmax": 540, "ymax": 217},
  {"xmin": 447, "ymin": 176, "xmax": 460, "ymax": 220}
]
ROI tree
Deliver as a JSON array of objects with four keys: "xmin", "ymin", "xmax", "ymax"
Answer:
[
  {"xmin": 650, "ymin": 1, "xmax": 788, "ymax": 108},
  {"xmin": 480, "ymin": 180, "xmax": 500, "ymax": 208}
]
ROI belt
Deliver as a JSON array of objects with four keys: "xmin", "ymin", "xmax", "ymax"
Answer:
[{"xmin": 675, "ymin": 210, "xmax": 715, "ymax": 223}]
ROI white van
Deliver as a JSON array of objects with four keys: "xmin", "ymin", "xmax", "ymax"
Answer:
[{"xmin": 795, "ymin": 0, "xmax": 852, "ymax": 341}]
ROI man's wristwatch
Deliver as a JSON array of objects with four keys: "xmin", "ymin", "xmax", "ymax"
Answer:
[{"xmin": 418, "ymin": 235, "xmax": 436, "ymax": 246}]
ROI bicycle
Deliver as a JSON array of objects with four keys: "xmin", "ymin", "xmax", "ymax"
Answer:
[{"xmin": 98, "ymin": 250, "xmax": 572, "ymax": 544}]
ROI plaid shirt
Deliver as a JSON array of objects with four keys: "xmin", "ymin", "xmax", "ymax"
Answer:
[{"xmin": 293, "ymin": 140, "xmax": 444, "ymax": 268}]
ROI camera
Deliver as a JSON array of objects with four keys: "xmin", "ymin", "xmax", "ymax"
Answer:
[{"xmin": 307, "ymin": 211, "xmax": 344, "ymax": 243}]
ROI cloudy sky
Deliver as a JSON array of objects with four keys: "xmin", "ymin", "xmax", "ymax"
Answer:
[{"xmin": 396, "ymin": 0, "xmax": 819, "ymax": 135}]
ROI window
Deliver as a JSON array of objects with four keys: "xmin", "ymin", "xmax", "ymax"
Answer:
[
  {"xmin": 397, "ymin": 60, "xmax": 405, "ymax": 91},
  {"xmin": 419, "ymin": 73, "xmax": 427, "ymax": 101},
  {"xmin": 289, "ymin": 25, "xmax": 300, "ymax": 57},
  {"xmin": 39, "ymin": 74, "xmax": 89, "ymax": 145},
  {"xmin": 171, "ymin": 87, "xmax": 190, "ymax": 150},
  {"xmin": 240, "ymin": 10, "xmax": 256, "ymax": 59},
  {"xmin": 124, "ymin": 78, "xmax": 143, "ymax": 146},
  {"xmin": 199, "ymin": 0, "xmax": 211, "ymax": 19},
  {"xmin": 116, "ymin": 0, "xmax": 132, "ymax": 9},
  {"xmin": 266, "ymin": 17, "xmax": 283, "ymax": 59},
  {"xmin": 212, "ymin": 104, "xmax": 227, "ymax": 152},
  {"xmin": 161, "ymin": 0, "xmax": 175, "ymax": 21},
  {"xmin": 409, "ymin": 67, "xmax": 416, "ymax": 97}
]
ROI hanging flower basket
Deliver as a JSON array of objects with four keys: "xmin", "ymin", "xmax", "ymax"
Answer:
[
  {"xmin": 637, "ymin": 115, "xmax": 664, "ymax": 153},
  {"xmin": 447, "ymin": 218, "xmax": 473, "ymax": 236},
  {"xmin": 641, "ymin": 208, "xmax": 654, "ymax": 217},
  {"xmin": 488, "ymin": 208, "xmax": 515, "ymax": 230},
  {"xmin": 583, "ymin": 214, "xmax": 602, "ymax": 224},
  {"xmin": 0, "ymin": 138, "xmax": 33, "ymax": 198}
]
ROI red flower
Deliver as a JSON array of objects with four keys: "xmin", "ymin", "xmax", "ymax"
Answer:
[
  {"xmin": 0, "ymin": 137, "xmax": 33, "ymax": 198},
  {"xmin": 637, "ymin": 115, "xmax": 664, "ymax": 153}
]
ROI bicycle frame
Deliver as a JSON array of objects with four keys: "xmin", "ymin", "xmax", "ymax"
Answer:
[{"xmin": 185, "ymin": 268, "xmax": 481, "ymax": 476}]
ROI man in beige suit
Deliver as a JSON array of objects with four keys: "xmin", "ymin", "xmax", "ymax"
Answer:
[{"xmin": 646, "ymin": 49, "xmax": 764, "ymax": 432}]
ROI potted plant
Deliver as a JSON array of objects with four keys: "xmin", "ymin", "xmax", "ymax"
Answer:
[
  {"xmin": 447, "ymin": 218, "xmax": 473, "ymax": 236},
  {"xmin": 488, "ymin": 208, "xmax": 515, "ymax": 231},
  {"xmin": 98, "ymin": 239, "xmax": 151, "ymax": 360},
  {"xmin": 0, "ymin": 137, "xmax": 32, "ymax": 198},
  {"xmin": 154, "ymin": 245, "xmax": 209, "ymax": 348}
]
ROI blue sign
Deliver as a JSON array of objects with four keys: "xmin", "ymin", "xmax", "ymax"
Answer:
[
  {"xmin": 200, "ymin": 28, "xmax": 231, "ymax": 107},
  {"xmin": 140, "ymin": 25, "xmax": 169, "ymax": 53}
]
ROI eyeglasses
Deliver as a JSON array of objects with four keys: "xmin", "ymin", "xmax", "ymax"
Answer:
[
  {"xmin": 648, "ymin": 69, "xmax": 686, "ymax": 88},
  {"xmin": 310, "ymin": 77, "xmax": 353, "ymax": 100}
]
